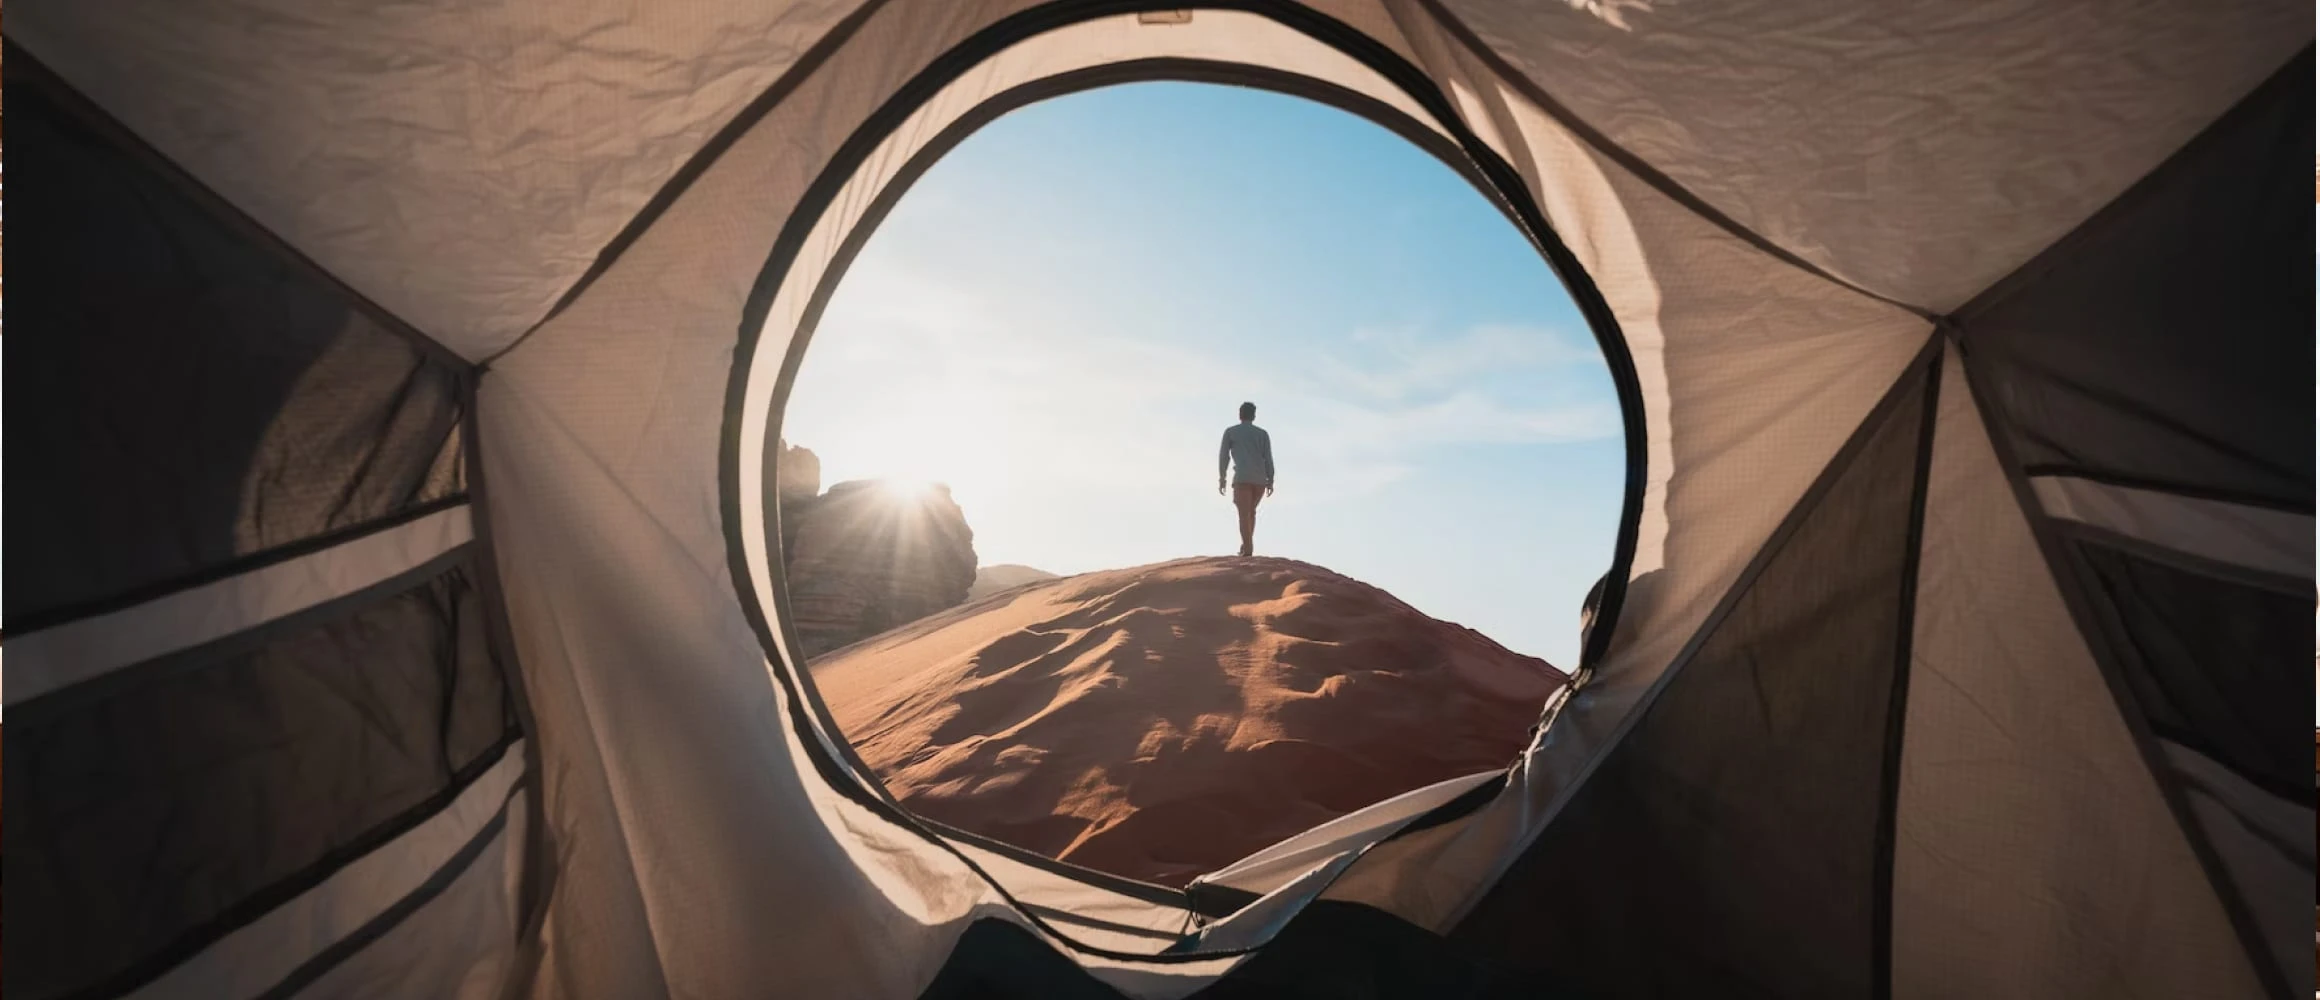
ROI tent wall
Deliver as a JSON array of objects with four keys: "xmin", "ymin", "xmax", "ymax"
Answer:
[
  {"xmin": 1316, "ymin": 0, "xmax": 1933, "ymax": 932},
  {"xmin": 8, "ymin": 1, "xmax": 2311, "ymax": 998},
  {"xmin": 1892, "ymin": 354, "xmax": 2268, "ymax": 999},
  {"xmin": 5, "ymin": 55, "xmax": 532, "ymax": 1000},
  {"xmin": 1445, "ymin": 343, "xmax": 1940, "ymax": 996},
  {"xmin": 1948, "ymin": 49, "xmax": 2316, "ymax": 996},
  {"xmin": 5, "ymin": 68, "xmax": 467, "ymax": 639}
]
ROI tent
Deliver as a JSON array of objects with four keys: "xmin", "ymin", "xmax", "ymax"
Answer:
[{"xmin": 6, "ymin": 1, "xmax": 2311, "ymax": 996}]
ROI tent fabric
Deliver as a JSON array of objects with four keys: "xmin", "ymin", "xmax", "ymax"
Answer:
[
  {"xmin": 8, "ymin": 1, "xmax": 2311, "ymax": 998},
  {"xmin": 2162, "ymin": 740, "xmax": 2319, "ymax": 995},
  {"xmin": 2029, "ymin": 476, "xmax": 2311, "ymax": 583},
  {"xmin": 1953, "ymin": 47, "xmax": 2312, "ymax": 514},
  {"xmin": 1935, "ymin": 45, "xmax": 2314, "ymax": 995},
  {"xmin": 1306, "ymin": 0, "xmax": 1936, "ymax": 936},
  {"xmin": 5, "ymin": 556, "xmax": 519, "ymax": 1000},
  {"xmin": 1447, "ymin": 344, "xmax": 1938, "ymax": 996},
  {"xmin": 2, "ymin": 0, "xmax": 885, "ymax": 359},
  {"xmin": 7, "ymin": 62, "xmax": 469, "ymax": 634},
  {"xmin": 6, "ymin": 506, "xmax": 476, "ymax": 704},
  {"xmin": 1427, "ymin": 0, "xmax": 2311, "ymax": 314},
  {"xmin": 1190, "ymin": 770, "xmax": 1503, "ymax": 900},
  {"xmin": 2062, "ymin": 533, "xmax": 2311, "ymax": 801},
  {"xmin": 119, "ymin": 755, "xmax": 529, "ymax": 1000},
  {"xmin": 1890, "ymin": 353, "xmax": 2268, "ymax": 999},
  {"xmin": 274, "ymin": 792, "xmax": 528, "ymax": 1000}
]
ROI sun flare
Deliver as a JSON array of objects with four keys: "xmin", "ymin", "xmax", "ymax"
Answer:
[{"xmin": 878, "ymin": 478, "xmax": 940, "ymax": 501}]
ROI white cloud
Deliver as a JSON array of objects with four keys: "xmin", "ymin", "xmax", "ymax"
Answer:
[
  {"xmin": 787, "ymin": 260, "xmax": 1619, "ymax": 521},
  {"xmin": 1330, "ymin": 322, "xmax": 1604, "ymax": 402}
]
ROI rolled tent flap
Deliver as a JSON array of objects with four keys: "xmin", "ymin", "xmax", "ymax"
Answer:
[{"xmin": 6, "ymin": 2, "xmax": 2310, "ymax": 999}]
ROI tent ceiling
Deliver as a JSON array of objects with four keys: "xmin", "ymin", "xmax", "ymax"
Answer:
[
  {"xmin": 1429, "ymin": 0, "xmax": 2307, "ymax": 312},
  {"xmin": 7, "ymin": 0, "xmax": 878, "ymax": 359},
  {"xmin": 14, "ymin": 0, "xmax": 2309, "ymax": 354}
]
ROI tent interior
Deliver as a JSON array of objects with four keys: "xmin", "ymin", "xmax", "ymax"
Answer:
[{"xmin": 5, "ymin": 2, "xmax": 2311, "ymax": 998}]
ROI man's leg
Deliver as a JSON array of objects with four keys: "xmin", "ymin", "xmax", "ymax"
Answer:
[{"xmin": 1235, "ymin": 485, "xmax": 1259, "ymax": 556}]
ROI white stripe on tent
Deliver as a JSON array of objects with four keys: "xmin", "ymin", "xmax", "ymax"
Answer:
[
  {"xmin": 1191, "ymin": 768, "xmax": 1502, "ymax": 898},
  {"xmin": 2029, "ymin": 474, "xmax": 2312, "ymax": 581},
  {"xmin": 1178, "ymin": 851, "xmax": 1364, "ymax": 955},
  {"xmin": 125, "ymin": 744, "xmax": 527, "ymax": 1000},
  {"xmin": 6, "ymin": 505, "xmax": 474, "ymax": 706},
  {"xmin": 284, "ymin": 798, "xmax": 526, "ymax": 1000}
]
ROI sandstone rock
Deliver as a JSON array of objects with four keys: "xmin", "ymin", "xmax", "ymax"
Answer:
[
  {"xmin": 772, "ymin": 438, "xmax": 821, "ymax": 503},
  {"xmin": 784, "ymin": 480, "xmax": 977, "ymax": 659}
]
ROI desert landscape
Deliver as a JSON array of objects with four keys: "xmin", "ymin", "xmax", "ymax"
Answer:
[{"xmin": 808, "ymin": 555, "xmax": 1567, "ymax": 887}]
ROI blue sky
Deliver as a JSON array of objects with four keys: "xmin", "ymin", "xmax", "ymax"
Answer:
[{"xmin": 784, "ymin": 82, "xmax": 1624, "ymax": 669}]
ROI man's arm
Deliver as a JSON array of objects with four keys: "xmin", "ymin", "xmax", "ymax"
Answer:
[
  {"xmin": 1260, "ymin": 429, "xmax": 1276, "ymax": 489},
  {"xmin": 1218, "ymin": 429, "xmax": 1232, "ymax": 493}
]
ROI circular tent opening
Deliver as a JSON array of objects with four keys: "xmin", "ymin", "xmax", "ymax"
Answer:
[
  {"xmin": 721, "ymin": 8, "xmax": 1643, "ymax": 959},
  {"xmin": 776, "ymin": 78, "xmax": 1624, "ymax": 889}
]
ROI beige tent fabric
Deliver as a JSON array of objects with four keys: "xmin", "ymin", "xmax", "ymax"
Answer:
[
  {"xmin": 287, "ymin": 804, "xmax": 527, "ymax": 1000},
  {"xmin": 4, "ymin": 505, "xmax": 474, "ymax": 703},
  {"xmin": 8, "ymin": 0, "xmax": 879, "ymax": 358},
  {"xmin": 1321, "ymin": 1, "xmax": 1933, "ymax": 931},
  {"xmin": 470, "ymin": 1, "xmax": 1060, "ymax": 990},
  {"xmin": 1889, "ymin": 353, "xmax": 2263, "ymax": 999},
  {"xmin": 2029, "ymin": 476, "xmax": 2314, "ymax": 582},
  {"xmin": 13, "ymin": 0, "xmax": 2302, "ymax": 995},
  {"xmin": 1427, "ymin": 0, "xmax": 2307, "ymax": 312},
  {"xmin": 2160, "ymin": 742, "xmax": 2316, "ymax": 995},
  {"xmin": 120, "ymin": 752, "xmax": 530, "ymax": 1000}
]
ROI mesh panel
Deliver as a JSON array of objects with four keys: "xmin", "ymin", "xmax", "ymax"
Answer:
[
  {"xmin": 2063, "ymin": 534, "xmax": 2309, "ymax": 802},
  {"xmin": 1448, "ymin": 356, "xmax": 1933, "ymax": 997},
  {"xmin": 1960, "ymin": 51, "xmax": 2311, "ymax": 511},
  {"xmin": 9, "ymin": 66, "xmax": 466, "ymax": 632},
  {"xmin": 4, "ymin": 557, "xmax": 516, "ymax": 1000}
]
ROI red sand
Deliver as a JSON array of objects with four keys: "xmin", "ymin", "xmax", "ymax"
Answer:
[{"xmin": 809, "ymin": 556, "xmax": 1566, "ymax": 887}]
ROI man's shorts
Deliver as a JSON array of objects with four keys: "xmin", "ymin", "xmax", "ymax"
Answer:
[{"xmin": 1233, "ymin": 483, "xmax": 1267, "ymax": 509}]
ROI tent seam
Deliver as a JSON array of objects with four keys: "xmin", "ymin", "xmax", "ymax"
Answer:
[
  {"xmin": 1950, "ymin": 339, "xmax": 2295, "ymax": 1000},
  {"xmin": 1872, "ymin": 338, "xmax": 1944, "ymax": 999},
  {"xmin": 461, "ymin": 372, "xmax": 561, "ymax": 1000}
]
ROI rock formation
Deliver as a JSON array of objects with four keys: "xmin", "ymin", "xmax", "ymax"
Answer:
[
  {"xmin": 966, "ymin": 563, "xmax": 1060, "ymax": 602},
  {"xmin": 782, "ymin": 480, "xmax": 978, "ymax": 659},
  {"xmin": 773, "ymin": 437, "xmax": 821, "ymax": 503}
]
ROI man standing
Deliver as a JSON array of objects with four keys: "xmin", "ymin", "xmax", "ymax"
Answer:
[{"xmin": 1217, "ymin": 401, "xmax": 1276, "ymax": 557}]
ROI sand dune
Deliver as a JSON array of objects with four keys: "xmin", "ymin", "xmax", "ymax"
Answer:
[
  {"xmin": 809, "ymin": 556, "xmax": 1566, "ymax": 887},
  {"xmin": 966, "ymin": 563, "xmax": 1061, "ymax": 602}
]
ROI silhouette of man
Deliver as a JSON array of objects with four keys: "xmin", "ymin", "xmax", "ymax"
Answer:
[{"xmin": 1217, "ymin": 401, "xmax": 1275, "ymax": 557}]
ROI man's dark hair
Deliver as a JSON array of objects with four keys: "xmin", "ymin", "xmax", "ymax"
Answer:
[{"xmin": 1238, "ymin": 401, "xmax": 1257, "ymax": 421}]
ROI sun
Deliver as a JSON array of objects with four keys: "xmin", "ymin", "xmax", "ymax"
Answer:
[{"xmin": 878, "ymin": 478, "xmax": 940, "ymax": 501}]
